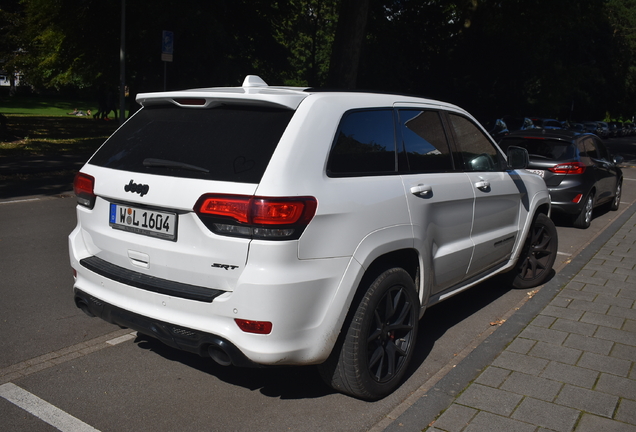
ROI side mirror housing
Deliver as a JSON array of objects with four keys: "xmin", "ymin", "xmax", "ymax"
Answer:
[{"xmin": 507, "ymin": 146, "xmax": 529, "ymax": 170}]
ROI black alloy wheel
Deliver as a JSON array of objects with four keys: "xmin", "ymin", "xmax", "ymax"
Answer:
[
  {"xmin": 610, "ymin": 181, "xmax": 622, "ymax": 211},
  {"xmin": 365, "ymin": 284, "xmax": 417, "ymax": 384},
  {"xmin": 573, "ymin": 194, "xmax": 594, "ymax": 229},
  {"xmin": 318, "ymin": 267, "xmax": 419, "ymax": 400},
  {"xmin": 511, "ymin": 213, "xmax": 558, "ymax": 289}
]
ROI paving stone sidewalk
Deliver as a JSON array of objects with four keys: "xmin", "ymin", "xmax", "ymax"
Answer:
[
  {"xmin": 424, "ymin": 209, "xmax": 636, "ymax": 432},
  {"xmin": 381, "ymin": 202, "xmax": 636, "ymax": 432}
]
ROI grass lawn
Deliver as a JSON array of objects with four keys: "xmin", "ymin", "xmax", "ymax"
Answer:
[
  {"xmin": 0, "ymin": 92, "xmax": 129, "ymax": 116},
  {"xmin": 0, "ymin": 93, "xmax": 123, "ymax": 157},
  {"xmin": 0, "ymin": 115, "xmax": 119, "ymax": 157}
]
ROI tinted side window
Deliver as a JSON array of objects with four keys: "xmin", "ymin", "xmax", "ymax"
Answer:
[
  {"xmin": 327, "ymin": 110, "xmax": 396, "ymax": 176},
  {"xmin": 449, "ymin": 114, "xmax": 503, "ymax": 172},
  {"xmin": 89, "ymin": 104, "xmax": 294, "ymax": 183},
  {"xmin": 592, "ymin": 137, "xmax": 610, "ymax": 160},
  {"xmin": 578, "ymin": 137, "xmax": 597, "ymax": 159},
  {"xmin": 398, "ymin": 110, "xmax": 453, "ymax": 173}
]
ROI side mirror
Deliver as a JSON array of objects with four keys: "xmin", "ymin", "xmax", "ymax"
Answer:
[
  {"xmin": 507, "ymin": 146, "xmax": 529, "ymax": 170},
  {"xmin": 613, "ymin": 154, "xmax": 624, "ymax": 165}
]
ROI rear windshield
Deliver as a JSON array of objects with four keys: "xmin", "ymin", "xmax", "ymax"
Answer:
[
  {"xmin": 499, "ymin": 138, "xmax": 577, "ymax": 162},
  {"xmin": 89, "ymin": 104, "xmax": 294, "ymax": 183}
]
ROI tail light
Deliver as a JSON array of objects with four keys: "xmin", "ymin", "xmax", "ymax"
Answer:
[
  {"xmin": 195, "ymin": 194, "xmax": 317, "ymax": 240},
  {"xmin": 548, "ymin": 162, "xmax": 586, "ymax": 175},
  {"xmin": 73, "ymin": 173, "xmax": 96, "ymax": 209}
]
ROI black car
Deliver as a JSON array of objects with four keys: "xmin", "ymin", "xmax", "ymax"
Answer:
[{"xmin": 499, "ymin": 130, "xmax": 623, "ymax": 228}]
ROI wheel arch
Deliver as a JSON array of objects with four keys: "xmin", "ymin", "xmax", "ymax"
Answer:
[
  {"xmin": 347, "ymin": 247, "xmax": 425, "ymax": 326},
  {"xmin": 360, "ymin": 249, "xmax": 420, "ymax": 295},
  {"xmin": 509, "ymin": 193, "xmax": 552, "ymax": 265}
]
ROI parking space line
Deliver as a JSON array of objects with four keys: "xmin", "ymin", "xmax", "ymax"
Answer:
[
  {"xmin": 0, "ymin": 329, "xmax": 136, "ymax": 385},
  {"xmin": 0, "ymin": 198, "xmax": 40, "ymax": 205},
  {"xmin": 0, "ymin": 383, "xmax": 100, "ymax": 432},
  {"xmin": 106, "ymin": 332, "xmax": 136, "ymax": 346}
]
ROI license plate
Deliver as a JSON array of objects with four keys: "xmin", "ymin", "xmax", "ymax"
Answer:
[
  {"xmin": 526, "ymin": 169, "xmax": 544, "ymax": 178},
  {"xmin": 109, "ymin": 203, "xmax": 177, "ymax": 241}
]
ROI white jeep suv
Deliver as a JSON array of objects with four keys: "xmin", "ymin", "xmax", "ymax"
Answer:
[{"xmin": 69, "ymin": 75, "xmax": 557, "ymax": 400}]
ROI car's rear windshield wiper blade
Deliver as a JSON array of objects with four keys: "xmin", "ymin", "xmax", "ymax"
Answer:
[{"xmin": 143, "ymin": 158, "xmax": 209, "ymax": 173}]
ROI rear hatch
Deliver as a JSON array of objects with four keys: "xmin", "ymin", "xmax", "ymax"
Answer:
[{"xmin": 76, "ymin": 95, "xmax": 300, "ymax": 294}]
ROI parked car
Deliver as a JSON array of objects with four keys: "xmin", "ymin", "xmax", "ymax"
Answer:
[
  {"xmin": 481, "ymin": 118, "xmax": 509, "ymax": 140},
  {"xmin": 624, "ymin": 123, "xmax": 635, "ymax": 136},
  {"xmin": 502, "ymin": 116, "xmax": 535, "ymax": 131},
  {"xmin": 498, "ymin": 130, "xmax": 623, "ymax": 229},
  {"xmin": 568, "ymin": 122, "xmax": 586, "ymax": 133},
  {"xmin": 596, "ymin": 121, "xmax": 610, "ymax": 139},
  {"xmin": 531, "ymin": 118, "xmax": 563, "ymax": 130},
  {"xmin": 70, "ymin": 75, "xmax": 557, "ymax": 400},
  {"xmin": 582, "ymin": 121, "xmax": 601, "ymax": 136},
  {"xmin": 609, "ymin": 121, "xmax": 624, "ymax": 137},
  {"xmin": 607, "ymin": 122, "xmax": 618, "ymax": 138}
]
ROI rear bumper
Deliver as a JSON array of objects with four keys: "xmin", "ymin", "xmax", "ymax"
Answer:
[
  {"xmin": 74, "ymin": 288, "xmax": 258, "ymax": 367},
  {"xmin": 547, "ymin": 183, "xmax": 588, "ymax": 216},
  {"xmin": 69, "ymin": 225, "xmax": 355, "ymax": 366}
]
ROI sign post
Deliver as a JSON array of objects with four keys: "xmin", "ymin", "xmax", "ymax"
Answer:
[
  {"xmin": 162, "ymin": 31, "xmax": 174, "ymax": 91},
  {"xmin": 119, "ymin": 0, "xmax": 126, "ymax": 124}
]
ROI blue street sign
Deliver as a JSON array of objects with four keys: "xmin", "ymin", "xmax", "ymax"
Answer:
[{"xmin": 162, "ymin": 31, "xmax": 174, "ymax": 62}]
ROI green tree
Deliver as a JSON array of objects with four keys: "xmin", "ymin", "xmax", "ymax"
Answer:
[
  {"xmin": 273, "ymin": 0, "xmax": 339, "ymax": 87},
  {"xmin": 606, "ymin": 0, "xmax": 636, "ymax": 119},
  {"xmin": 15, "ymin": 0, "xmax": 120, "ymax": 90},
  {"xmin": 359, "ymin": 0, "xmax": 473, "ymax": 94},
  {"xmin": 1, "ymin": 0, "xmax": 27, "ymax": 94},
  {"xmin": 6, "ymin": 0, "xmax": 636, "ymax": 120}
]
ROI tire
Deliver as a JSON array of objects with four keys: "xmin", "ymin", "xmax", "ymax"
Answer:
[
  {"xmin": 318, "ymin": 268, "xmax": 419, "ymax": 400},
  {"xmin": 610, "ymin": 180, "xmax": 622, "ymax": 211},
  {"xmin": 510, "ymin": 213, "xmax": 558, "ymax": 289},
  {"xmin": 573, "ymin": 193, "xmax": 594, "ymax": 229}
]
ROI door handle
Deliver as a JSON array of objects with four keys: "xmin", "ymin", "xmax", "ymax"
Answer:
[
  {"xmin": 410, "ymin": 184, "xmax": 432, "ymax": 196},
  {"xmin": 475, "ymin": 178, "xmax": 490, "ymax": 190}
]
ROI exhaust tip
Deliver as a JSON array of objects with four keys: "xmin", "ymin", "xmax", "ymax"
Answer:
[
  {"xmin": 74, "ymin": 297, "xmax": 95, "ymax": 317},
  {"xmin": 208, "ymin": 344, "xmax": 232, "ymax": 366}
]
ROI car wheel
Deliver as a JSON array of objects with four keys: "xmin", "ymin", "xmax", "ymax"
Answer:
[
  {"xmin": 573, "ymin": 193, "xmax": 594, "ymax": 229},
  {"xmin": 610, "ymin": 181, "xmax": 622, "ymax": 211},
  {"xmin": 510, "ymin": 213, "xmax": 558, "ymax": 289},
  {"xmin": 318, "ymin": 268, "xmax": 419, "ymax": 400}
]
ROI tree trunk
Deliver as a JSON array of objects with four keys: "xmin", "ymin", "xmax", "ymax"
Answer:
[{"xmin": 327, "ymin": 0, "xmax": 370, "ymax": 89}]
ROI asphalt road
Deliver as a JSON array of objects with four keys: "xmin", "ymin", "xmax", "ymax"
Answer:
[{"xmin": 1, "ymin": 136, "xmax": 635, "ymax": 432}]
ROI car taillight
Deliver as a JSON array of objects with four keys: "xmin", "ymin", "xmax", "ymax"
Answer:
[
  {"xmin": 235, "ymin": 319, "xmax": 272, "ymax": 334},
  {"xmin": 73, "ymin": 172, "xmax": 96, "ymax": 209},
  {"xmin": 195, "ymin": 194, "xmax": 317, "ymax": 240},
  {"xmin": 548, "ymin": 162, "xmax": 586, "ymax": 175},
  {"xmin": 199, "ymin": 196, "xmax": 251, "ymax": 223}
]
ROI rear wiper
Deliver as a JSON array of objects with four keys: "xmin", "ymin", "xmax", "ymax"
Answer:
[{"xmin": 143, "ymin": 158, "xmax": 209, "ymax": 173}]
